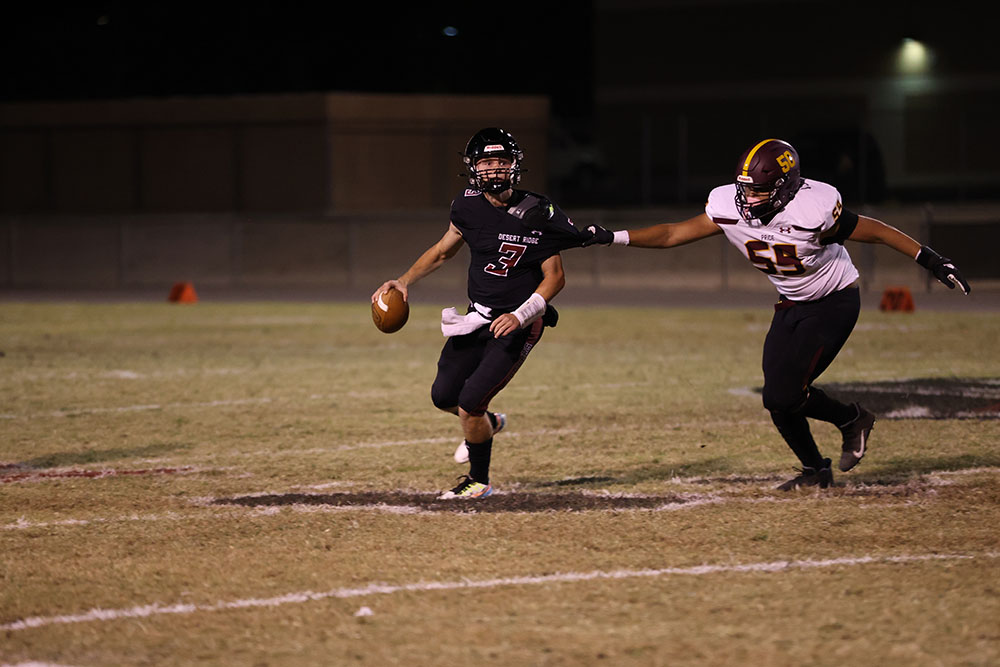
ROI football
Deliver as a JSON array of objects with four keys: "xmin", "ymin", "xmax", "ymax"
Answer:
[{"xmin": 371, "ymin": 287, "xmax": 409, "ymax": 333}]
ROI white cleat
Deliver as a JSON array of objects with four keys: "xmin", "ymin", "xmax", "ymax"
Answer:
[{"xmin": 453, "ymin": 412, "xmax": 507, "ymax": 464}]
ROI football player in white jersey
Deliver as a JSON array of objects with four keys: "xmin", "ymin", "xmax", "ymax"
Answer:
[{"xmin": 584, "ymin": 138, "xmax": 970, "ymax": 490}]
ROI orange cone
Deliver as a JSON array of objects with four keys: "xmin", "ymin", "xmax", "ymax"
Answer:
[
  {"xmin": 168, "ymin": 282, "xmax": 198, "ymax": 304},
  {"xmin": 879, "ymin": 286, "xmax": 914, "ymax": 312}
]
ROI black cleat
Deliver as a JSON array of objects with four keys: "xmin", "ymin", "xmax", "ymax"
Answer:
[
  {"xmin": 777, "ymin": 458, "xmax": 834, "ymax": 491},
  {"xmin": 838, "ymin": 404, "xmax": 876, "ymax": 472}
]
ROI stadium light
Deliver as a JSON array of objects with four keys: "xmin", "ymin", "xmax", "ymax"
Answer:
[{"xmin": 897, "ymin": 38, "xmax": 931, "ymax": 75}]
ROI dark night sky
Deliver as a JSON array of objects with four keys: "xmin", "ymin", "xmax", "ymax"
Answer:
[
  {"xmin": 5, "ymin": 1, "xmax": 996, "ymax": 120},
  {"xmin": 3, "ymin": 1, "xmax": 998, "ymax": 207},
  {"xmin": 0, "ymin": 3, "xmax": 595, "ymax": 118}
]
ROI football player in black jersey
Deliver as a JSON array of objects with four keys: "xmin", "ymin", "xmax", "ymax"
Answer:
[{"xmin": 372, "ymin": 128, "xmax": 587, "ymax": 499}]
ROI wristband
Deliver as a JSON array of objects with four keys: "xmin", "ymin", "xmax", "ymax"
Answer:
[
  {"xmin": 613, "ymin": 230, "xmax": 630, "ymax": 245},
  {"xmin": 511, "ymin": 292, "xmax": 547, "ymax": 326},
  {"xmin": 915, "ymin": 245, "xmax": 941, "ymax": 267}
]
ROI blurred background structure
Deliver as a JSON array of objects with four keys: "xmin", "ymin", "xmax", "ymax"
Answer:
[{"xmin": 1, "ymin": 0, "xmax": 997, "ymax": 295}]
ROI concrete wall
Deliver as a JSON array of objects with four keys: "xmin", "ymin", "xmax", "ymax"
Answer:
[
  {"xmin": 0, "ymin": 92, "xmax": 550, "ymax": 214},
  {"xmin": 4, "ymin": 203, "xmax": 996, "ymax": 294}
]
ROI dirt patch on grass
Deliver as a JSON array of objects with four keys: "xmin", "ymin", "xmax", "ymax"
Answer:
[
  {"xmin": 213, "ymin": 481, "xmax": 944, "ymax": 514},
  {"xmin": 215, "ymin": 490, "xmax": 699, "ymax": 514},
  {"xmin": 742, "ymin": 378, "xmax": 1000, "ymax": 419},
  {"xmin": 823, "ymin": 377, "xmax": 1000, "ymax": 419}
]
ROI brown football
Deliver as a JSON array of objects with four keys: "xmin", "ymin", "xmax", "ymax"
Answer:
[{"xmin": 371, "ymin": 287, "xmax": 409, "ymax": 333}]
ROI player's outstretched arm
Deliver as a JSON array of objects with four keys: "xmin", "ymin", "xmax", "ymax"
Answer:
[
  {"xmin": 848, "ymin": 216, "xmax": 970, "ymax": 294},
  {"xmin": 583, "ymin": 213, "xmax": 721, "ymax": 249},
  {"xmin": 371, "ymin": 223, "xmax": 465, "ymax": 303}
]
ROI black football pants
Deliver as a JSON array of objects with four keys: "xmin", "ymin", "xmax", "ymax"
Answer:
[
  {"xmin": 431, "ymin": 319, "xmax": 544, "ymax": 417},
  {"xmin": 761, "ymin": 286, "xmax": 861, "ymax": 467}
]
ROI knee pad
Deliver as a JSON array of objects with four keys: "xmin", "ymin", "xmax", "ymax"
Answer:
[
  {"xmin": 431, "ymin": 381, "xmax": 459, "ymax": 412},
  {"xmin": 762, "ymin": 383, "xmax": 808, "ymax": 416}
]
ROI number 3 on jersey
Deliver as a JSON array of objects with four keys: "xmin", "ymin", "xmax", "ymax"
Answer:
[
  {"xmin": 745, "ymin": 241, "xmax": 805, "ymax": 275},
  {"xmin": 484, "ymin": 242, "xmax": 527, "ymax": 277}
]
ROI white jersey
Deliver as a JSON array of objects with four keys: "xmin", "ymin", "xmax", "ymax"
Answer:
[{"xmin": 705, "ymin": 179, "xmax": 859, "ymax": 301}]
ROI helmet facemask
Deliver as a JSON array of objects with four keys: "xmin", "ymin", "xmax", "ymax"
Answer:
[
  {"xmin": 734, "ymin": 139, "xmax": 803, "ymax": 221},
  {"xmin": 463, "ymin": 128, "xmax": 524, "ymax": 194},
  {"xmin": 736, "ymin": 177, "xmax": 792, "ymax": 220},
  {"xmin": 472, "ymin": 155, "xmax": 517, "ymax": 194}
]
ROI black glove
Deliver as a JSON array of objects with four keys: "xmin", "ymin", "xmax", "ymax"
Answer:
[
  {"xmin": 581, "ymin": 224, "xmax": 614, "ymax": 247},
  {"xmin": 916, "ymin": 246, "xmax": 971, "ymax": 295},
  {"xmin": 507, "ymin": 195, "xmax": 554, "ymax": 230}
]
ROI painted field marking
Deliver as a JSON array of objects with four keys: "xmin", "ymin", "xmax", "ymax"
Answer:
[
  {"xmin": 3, "ymin": 551, "xmax": 996, "ymax": 633},
  {"xmin": 0, "ymin": 466, "xmax": 207, "ymax": 485},
  {"xmin": 1, "ymin": 492, "xmax": 731, "ymax": 531},
  {"xmin": 0, "ymin": 465, "xmax": 231, "ymax": 486},
  {"xmin": 0, "ymin": 380, "xmax": 649, "ymax": 421},
  {"xmin": 9, "ymin": 465, "xmax": 999, "ymax": 531},
  {"xmin": 97, "ymin": 418, "xmax": 770, "ymax": 468},
  {"xmin": 4, "ymin": 507, "xmax": 269, "ymax": 532},
  {"xmin": 831, "ymin": 383, "xmax": 1000, "ymax": 399},
  {"xmin": 0, "ymin": 398, "xmax": 273, "ymax": 420},
  {"xmin": 39, "ymin": 428, "xmax": 610, "ymax": 468},
  {"xmin": 729, "ymin": 381, "xmax": 1000, "ymax": 400},
  {"xmin": 9, "ymin": 367, "xmax": 249, "ymax": 382}
]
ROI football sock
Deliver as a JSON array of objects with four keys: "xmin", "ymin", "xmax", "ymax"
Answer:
[
  {"xmin": 467, "ymin": 437, "xmax": 493, "ymax": 484},
  {"xmin": 486, "ymin": 411, "xmax": 498, "ymax": 431},
  {"xmin": 802, "ymin": 386, "xmax": 857, "ymax": 426},
  {"xmin": 770, "ymin": 411, "xmax": 824, "ymax": 469}
]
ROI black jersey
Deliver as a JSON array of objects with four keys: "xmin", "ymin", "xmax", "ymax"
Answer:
[{"xmin": 450, "ymin": 188, "xmax": 585, "ymax": 314}]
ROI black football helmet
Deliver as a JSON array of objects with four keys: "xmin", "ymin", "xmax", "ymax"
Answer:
[
  {"xmin": 463, "ymin": 127, "xmax": 523, "ymax": 194},
  {"xmin": 734, "ymin": 138, "xmax": 803, "ymax": 220}
]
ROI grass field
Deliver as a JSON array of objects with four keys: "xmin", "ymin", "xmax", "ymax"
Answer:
[{"xmin": 2, "ymin": 299, "xmax": 999, "ymax": 666}]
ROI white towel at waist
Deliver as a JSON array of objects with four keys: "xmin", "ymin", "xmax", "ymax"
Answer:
[{"xmin": 441, "ymin": 306, "xmax": 491, "ymax": 337}]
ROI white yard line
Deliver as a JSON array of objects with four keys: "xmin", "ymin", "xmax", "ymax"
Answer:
[
  {"xmin": 3, "ymin": 508, "xmax": 260, "ymax": 531},
  {"xmin": 3, "ymin": 551, "xmax": 996, "ymax": 633},
  {"xmin": 0, "ymin": 504, "xmax": 422, "ymax": 531},
  {"xmin": 1, "ymin": 493, "xmax": 729, "ymax": 531},
  {"xmin": 833, "ymin": 384, "xmax": 1000, "ymax": 399},
  {"xmin": 729, "ymin": 382, "xmax": 1000, "ymax": 401},
  {"xmin": 0, "ymin": 398, "xmax": 274, "ymax": 420},
  {"xmin": 93, "ymin": 419, "xmax": 770, "ymax": 467},
  {"xmin": 664, "ymin": 467, "xmax": 996, "ymax": 485},
  {"xmin": 9, "ymin": 367, "xmax": 249, "ymax": 382},
  {"xmin": 7, "ymin": 378, "xmax": 995, "ymax": 421},
  {"xmin": 0, "ymin": 380, "xmax": 652, "ymax": 421},
  {"xmin": 0, "ymin": 465, "xmax": 225, "ymax": 486},
  {"xmin": 930, "ymin": 467, "xmax": 1000, "ymax": 477}
]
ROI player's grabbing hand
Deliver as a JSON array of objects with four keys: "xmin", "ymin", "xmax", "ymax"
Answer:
[
  {"xmin": 581, "ymin": 224, "xmax": 614, "ymax": 246},
  {"xmin": 916, "ymin": 246, "xmax": 971, "ymax": 294}
]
